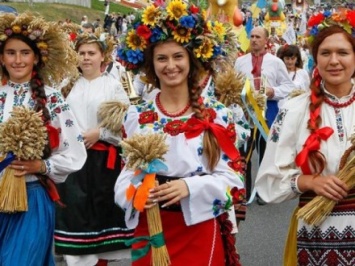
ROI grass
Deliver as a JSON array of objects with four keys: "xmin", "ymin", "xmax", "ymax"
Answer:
[{"xmin": 0, "ymin": 0, "xmax": 134, "ymax": 24}]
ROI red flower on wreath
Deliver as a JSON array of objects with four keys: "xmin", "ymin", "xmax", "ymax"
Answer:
[
  {"xmin": 163, "ymin": 120, "xmax": 185, "ymax": 136},
  {"xmin": 346, "ymin": 10, "xmax": 355, "ymax": 28},
  {"xmin": 226, "ymin": 123, "xmax": 236, "ymax": 143},
  {"xmin": 189, "ymin": 4, "xmax": 199, "ymax": 14},
  {"xmin": 138, "ymin": 110, "xmax": 158, "ymax": 124},
  {"xmin": 307, "ymin": 13, "xmax": 325, "ymax": 27},
  {"xmin": 136, "ymin": 25, "xmax": 152, "ymax": 40}
]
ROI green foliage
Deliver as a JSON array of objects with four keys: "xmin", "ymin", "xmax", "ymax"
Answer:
[{"xmin": 0, "ymin": 0, "xmax": 133, "ymax": 24}]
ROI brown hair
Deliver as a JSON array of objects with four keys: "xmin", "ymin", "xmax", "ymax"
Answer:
[
  {"xmin": 278, "ymin": 44, "xmax": 303, "ymax": 69},
  {"xmin": 305, "ymin": 26, "xmax": 355, "ymax": 174},
  {"xmin": 143, "ymin": 40, "xmax": 221, "ymax": 170},
  {"xmin": 0, "ymin": 35, "xmax": 52, "ymax": 159}
]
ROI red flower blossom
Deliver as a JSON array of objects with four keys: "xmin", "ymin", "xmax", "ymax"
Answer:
[
  {"xmin": 50, "ymin": 96, "xmax": 58, "ymax": 103},
  {"xmin": 226, "ymin": 123, "xmax": 236, "ymax": 143},
  {"xmin": 228, "ymin": 159, "xmax": 246, "ymax": 174},
  {"xmin": 307, "ymin": 13, "xmax": 325, "ymax": 27},
  {"xmin": 230, "ymin": 187, "xmax": 246, "ymax": 204},
  {"xmin": 136, "ymin": 25, "xmax": 152, "ymax": 40},
  {"xmin": 138, "ymin": 110, "xmax": 158, "ymax": 124},
  {"xmin": 204, "ymin": 108, "xmax": 217, "ymax": 122},
  {"xmin": 346, "ymin": 10, "xmax": 355, "ymax": 28},
  {"xmin": 189, "ymin": 4, "xmax": 199, "ymax": 14},
  {"xmin": 54, "ymin": 107, "xmax": 61, "ymax": 114},
  {"xmin": 163, "ymin": 120, "xmax": 185, "ymax": 136}
]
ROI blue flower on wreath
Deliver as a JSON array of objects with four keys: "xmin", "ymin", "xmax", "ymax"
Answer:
[
  {"xmin": 126, "ymin": 49, "xmax": 144, "ymax": 64},
  {"xmin": 117, "ymin": 48, "xmax": 127, "ymax": 61},
  {"xmin": 180, "ymin": 15, "xmax": 196, "ymax": 29},
  {"xmin": 310, "ymin": 26, "xmax": 319, "ymax": 36},
  {"xmin": 213, "ymin": 45, "xmax": 222, "ymax": 57},
  {"xmin": 150, "ymin": 27, "xmax": 165, "ymax": 43},
  {"xmin": 323, "ymin": 10, "xmax": 331, "ymax": 18}
]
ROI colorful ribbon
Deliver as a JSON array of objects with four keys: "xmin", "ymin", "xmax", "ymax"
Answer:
[
  {"xmin": 46, "ymin": 124, "xmax": 60, "ymax": 150},
  {"xmin": 241, "ymin": 78, "xmax": 270, "ymax": 140},
  {"xmin": 183, "ymin": 117, "xmax": 240, "ymax": 161},
  {"xmin": 125, "ymin": 232, "xmax": 166, "ymax": 261},
  {"xmin": 295, "ymin": 127, "xmax": 334, "ymax": 174},
  {"xmin": 0, "ymin": 152, "xmax": 15, "ymax": 173},
  {"xmin": 126, "ymin": 159, "xmax": 168, "ymax": 212}
]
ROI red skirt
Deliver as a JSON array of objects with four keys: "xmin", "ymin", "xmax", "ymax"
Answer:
[{"xmin": 132, "ymin": 210, "xmax": 225, "ymax": 266}]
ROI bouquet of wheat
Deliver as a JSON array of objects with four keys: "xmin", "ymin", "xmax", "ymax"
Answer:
[
  {"xmin": 97, "ymin": 101, "xmax": 129, "ymax": 135},
  {"xmin": 0, "ymin": 106, "xmax": 47, "ymax": 213},
  {"xmin": 297, "ymin": 135, "xmax": 355, "ymax": 226},
  {"xmin": 121, "ymin": 133, "xmax": 170, "ymax": 266}
]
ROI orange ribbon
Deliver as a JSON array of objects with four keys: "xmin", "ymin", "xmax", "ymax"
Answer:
[
  {"xmin": 295, "ymin": 127, "xmax": 334, "ymax": 174},
  {"xmin": 183, "ymin": 117, "xmax": 240, "ymax": 161},
  {"xmin": 91, "ymin": 142, "xmax": 117, "ymax": 170}
]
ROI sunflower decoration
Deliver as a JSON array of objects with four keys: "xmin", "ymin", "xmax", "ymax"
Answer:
[
  {"xmin": 0, "ymin": 12, "xmax": 79, "ymax": 87},
  {"xmin": 117, "ymin": 0, "xmax": 232, "ymax": 73}
]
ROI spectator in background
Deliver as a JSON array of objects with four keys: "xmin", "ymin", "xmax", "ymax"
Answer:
[
  {"xmin": 81, "ymin": 22, "xmax": 95, "ymax": 34},
  {"xmin": 80, "ymin": 15, "xmax": 88, "ymax": 26}
]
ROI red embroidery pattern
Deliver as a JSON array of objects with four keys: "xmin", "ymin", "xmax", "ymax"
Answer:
[{"xmin": 138, "ymin": 110, "xmax": 158, "ymax": 124}]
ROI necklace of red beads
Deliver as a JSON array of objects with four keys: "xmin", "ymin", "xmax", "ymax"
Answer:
[
  {"xmin": 156, "ymin": 92, "xmax": 191, "ymax": 118},
  {"xmin": 324, "ymin": 93, "xmax": 355, "ymax": 108}
]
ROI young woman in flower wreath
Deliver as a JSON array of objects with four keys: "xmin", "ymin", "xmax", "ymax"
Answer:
[
  {"xmin": 54, "ymin": 33, "xmax": 132, "ymax": 266},
  {"xmin": 255, "ymin": 9, "xmax": 355, "ymax": 265},
  {"xmin": 114, "ymin": 0, "xmax": 245, "ymax": 265},
  {"xmin": 0, "ymin": 13, "xmax": 86, "ymax": 265}
]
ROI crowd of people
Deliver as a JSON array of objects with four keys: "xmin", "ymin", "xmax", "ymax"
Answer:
[{"xmin": 0, "ymin": 1, "xmax": 354, "ymax": 266}]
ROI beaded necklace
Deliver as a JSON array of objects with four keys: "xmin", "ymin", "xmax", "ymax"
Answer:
[
  {"xmin": 324, "ymin": 93, "xmax": 355, "ymax": 108},
  {"xmin": 155, "ymin": 92, "xmax": 191, "ymax": 118}
]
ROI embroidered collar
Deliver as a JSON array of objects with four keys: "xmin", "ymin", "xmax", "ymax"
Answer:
[
  {"xmin": 7, "ymin": 80, "xmax": 31, "ymax": 92},
  {"xmin": 321, "ymin": 82, "xmax": 355, "ymax": 102}
]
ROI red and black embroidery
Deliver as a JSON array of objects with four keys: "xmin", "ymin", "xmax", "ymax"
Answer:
[
  {"xmin": 226, "ymin": 123, "xmax": 236, "ymax": 143},
  {"xmin": 228, "ymin": 158, "xmax": 246, "ymax": 175}
]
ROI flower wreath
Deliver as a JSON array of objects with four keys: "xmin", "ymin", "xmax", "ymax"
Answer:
[
  {"xmin": 0, "ymin": 12, "xmax": 79, "ymax": 86},
  {"xmin": 117, "ymin": 0, "xmax": 237, "ymax": 73},
  {"xmin": 307, "ymin": 8, "xmax": 355, "ymax": 45}
]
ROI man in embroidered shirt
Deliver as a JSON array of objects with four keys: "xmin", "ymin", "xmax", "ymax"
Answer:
[{"xmin": 234, "ymin": 26, "xmax": 294, "ymax": 204}]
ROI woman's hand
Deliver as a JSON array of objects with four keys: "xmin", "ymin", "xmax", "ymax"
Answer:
[
  {"xmin": 309, "ymin": 175, "xmax": 348, "ymax": 201},
  {"xmin": 9, "ymin": 159, "xmax": 43, "ymax": 177},
  {"xmin": 83, "ymin": 128, "xmax": 100, "ymax": 149},
  {"xmin": 145, "ymin": 180, "xmax": 189, "ymax": 209}
]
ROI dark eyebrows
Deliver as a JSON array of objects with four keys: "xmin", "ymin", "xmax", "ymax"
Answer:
[{"xmin": 4, "ymin": 48, "xmax": 32, "ymax": 52}]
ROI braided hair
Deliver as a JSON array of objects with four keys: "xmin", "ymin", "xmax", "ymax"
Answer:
[
  {"xmin": 143, "ymin": 40, "xmax": 221, "ymax": 171},
  {"xmin": 0, "ymin": 34, "xmax": 52, "ymax": 159}
]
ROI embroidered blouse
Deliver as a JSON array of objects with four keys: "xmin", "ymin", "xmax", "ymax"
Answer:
[
  {"xmin": 255, "ymin": 86, "xmax": 355, "ymax": 203},
  {"xmin": 66, "ymin": 74, "xmax": 130, "ymax": 146},
  {"xmin": 114, "ymin": 97, "xmax": 245, "ymax": 228},
  {"xmin": 0, "ymin": 81, "xmax": 87, "ymax": 183}
]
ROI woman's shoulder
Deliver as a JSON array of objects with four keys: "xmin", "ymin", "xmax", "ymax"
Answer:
[{"xmin": 283, "ymin": 91, "xmax": 310, "ymax": 112}]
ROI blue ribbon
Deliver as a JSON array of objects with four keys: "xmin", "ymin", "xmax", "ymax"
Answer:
[
  {"xmin": 0, "ymin": 152, "xmax": 15, "ymax": 173},
  {"xmin": 130, "ymin": 159, "xmax": 168, "ymax": 186}
]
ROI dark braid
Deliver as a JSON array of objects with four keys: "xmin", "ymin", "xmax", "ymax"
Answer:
[
  {"xmin": 31, "ymin": 66, "xmax": 52, "ymax": 159},
  {"xmin": 306, "ymin": 70, "xmax": 326, "ymax": 174}
]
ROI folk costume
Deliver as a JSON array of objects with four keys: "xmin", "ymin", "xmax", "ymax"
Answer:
[
  {"xmin": 256, "ymin": 87, "xmax": 355, "ymax": 264},
  {"xmin": 115, "ymin": 0, "xmax": 245, "ymax": 265},
  {"xmin": 0, "ymin": 13, "xmax": 86, "ymax": 266},
  {"xmin": 288, "ymin": 68, "xmax": 310, "ymax": 92},
  {"xmin": 54, "ymin": 33, "xmax": 132, "ymax": 265},
  {"xmin": 115, "ymin": 97, "xmax": 245, "ymax": 265}
]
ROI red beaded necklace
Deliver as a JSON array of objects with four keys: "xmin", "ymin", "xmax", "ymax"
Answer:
[
  {"xmin": 324, "ymin": 93, "xmax": 355, "ymax": 108},
  {"xmin": 155, "ymin": 92, "xmax": 191, "ymax": 118}
]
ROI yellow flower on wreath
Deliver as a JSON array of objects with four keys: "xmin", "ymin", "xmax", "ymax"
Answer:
[
  {"xmin": 194, "ymin": 38, "xmax": 214, "ymax": 60},
  {"xmin": 142, "ymin": 5, "xmax": 160, "ymax": 27},
  {"xmin": 167, "ymin": 0, "xmax": 188, "ymax": 20},
  {"xmin": 37, "ymin": 41, "xmax": 48, "ymax": 50},
  {"xmin": 126, "ymin": 29, "xmax": 147, "ymax": 51},
  {"xmin": 12, "ymin": 25, "xmax": 22, "ymax": 34},
  {"xmin": 212, "ymin": 21, "xmax": 226, "ymax": 42},
  {"xmin": 172, "ymin": 26, "xmax": 191, "ymax": 43}
]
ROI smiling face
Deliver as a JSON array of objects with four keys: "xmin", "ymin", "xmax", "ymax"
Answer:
[
  {"xmin": 1, "ymin": 38, "xmax": 38, "ymax": 83},
  {"xmin": 153, "ymin": 41, "xmax": 190, "ymax": 91},
  {"xmin": 77, "ymin": 42, "xmax": 104, "ymax": 80},
  {"xmin": 316, "ymin": 33, "xmax": 355, "ymax": 94}
]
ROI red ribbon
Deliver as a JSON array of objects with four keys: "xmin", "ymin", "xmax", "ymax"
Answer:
[
  {"xmin": 46, "ymin": 124, "xmax": 60, "ymax": 150},
  {"xmin": 91, "ymin": 142, "xmax": 117, "ymax": 170},
  {"xmin": 183, "ymin": 117, "xmax": 240, "ymax": 161},
  {"xmin": 295, "ymin": 127, "xmax": 334, "ymax": 174}
]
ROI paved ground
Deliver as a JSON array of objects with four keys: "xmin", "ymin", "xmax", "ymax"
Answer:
[{"xmin": 56, "ymin": 153, "xmax": 298, "ymax": 266}]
